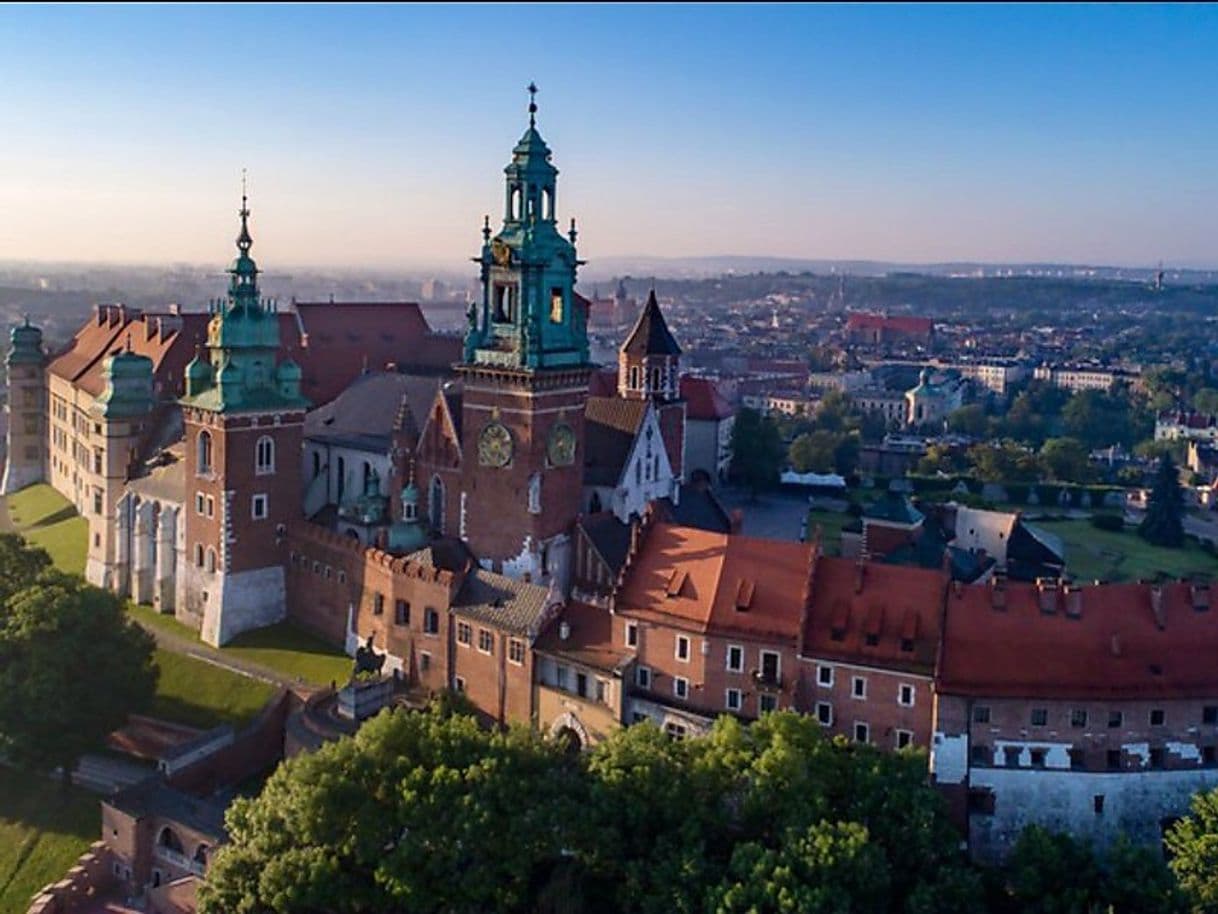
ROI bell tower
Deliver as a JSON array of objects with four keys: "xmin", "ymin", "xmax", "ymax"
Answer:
[
  {"xmin": 453, "ymin": 84, "xmax": 591, "ymax": 581},
  {"xmin": 180, "ymin": 185, "xmax": 309, "ymax": 646}
]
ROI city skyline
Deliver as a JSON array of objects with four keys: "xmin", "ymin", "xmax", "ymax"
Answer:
[{"xmin": 2, "ymin": 3, "xmax": 1217, "ymax": 270}]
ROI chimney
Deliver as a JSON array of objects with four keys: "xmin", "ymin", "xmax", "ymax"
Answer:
[
  {"xmin": 559, "ymin": 620, "xmax": 570, "ymax": 641},
  {"xmin": 1064, "ymin": 584, "xmax": 1082, "ymax": 619},
  {"xmin": 1150, "ymin": 584, "xmax": 1166, "ymax": 630},
  {"xmin": 1037, "ymin": 577, "xmax": 1058, "ymax": 614}
]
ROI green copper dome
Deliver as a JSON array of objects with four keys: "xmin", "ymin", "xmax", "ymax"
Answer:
[
  {"xmin": 96, "ymin": 349, "xmax": 154, "ymax": 418},
  {"xmin": 7, "ymin": 319, "xmax": 45, "ymax": 366},
  {"xmin": 387, "ymin": 482, "xmax": 427, "ymax": 554}
]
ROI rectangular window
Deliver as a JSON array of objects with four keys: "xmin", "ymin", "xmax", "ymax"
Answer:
[
  {"xmin": 895, "ymin": 730, "xmax": 913, "ymax": 749},
  {"xmin": 1094, "ymin": 795, "xmax": 1105, "ymax": 815},
  {"xmin": 973, "ymin": 705, "xmax": 991, "ymax": 724},
  {"xmin": 1071, "ymin": 709, "xmax": 1088, "ymax": 728},
  {"xmin": 596, "ymin": 679, "xmax": 608, "ymax": 704},
  {"xmin": 1150, "ymin": 709, "xmax": 1166, "ymax": 727},
  {"xmin": 373, "ymin": 593, "xmax": 384, "ymax": 616},
  {"xmin": 457, "ymin": 622, "xmax": 472, "ymax": 645},
  {"xmin": 673, "ymin": 677, "xmax": 689, "ymax": 700},
  {"xmin": 1030, "ymin": 708, "xmax": 1048, "ymax": 727},
  {"xmin": 1204, "ymin": 706, "xmax": 1218, "ymax": 725},
  {"xmin": 1108, "ymin": 710, "xmax": 1123, "ymax": 728},
  {"xmin": 1004, "ymin": 747, "xmax": 1021, "ymax": 768},
  {"xmin": 196, "ymin": 492, "xmax": 205, "ymax": 515},
  {"xmin": 726, "ymin": 644, "xmax": 744, "ymax": 673},
  {"xmin": 852, "ymin": 676, "xmax": 867, "ymax": 700},
  {"xmin": 665, "ymin": 722, "xmax": 687, "ymax": 740},
  {"xmin": 759, "ymin": 693, "xmax": 777, "ymax": 713},
  {"xmin": 675, "ymin": 635, "xmax": 690, "ymax": 662},
  {"xmin": 1030, "ymin": 748, "xmax": 1047, "ymax": 768},
  {"xmin": 760, "ymin": 650, "xmax": 781, "ymax": 685},
  {"xmin": 636, "ymin": 666, "xmax": 651, "ymax": 689},
  {"xmin": 817, "ymin": 664, "xmax": 834, "ymax": 688},
  {"xmin": 557, "ymin": 665, "xmax": 569, "ymax": 690},
  {"xmin": 898, "ymin": 684, "xmax": 914, "ymax": 707},
  {"xmin": 92, "ymin": 449, "xmax": 103, "ymax": 474},
  {"xmin": 508, "ymin": 639, "xmax": 525, "ymax": 665},
  {"xmin": 395, "ymin": 600, "xmax": 410, "ymax": 625},
  {"xmin": 251, "ymin": 494, "xmax": 268, "ymax": 520},
  {"xmin": 550, "ymin": 287, "xmax": 564, "ymax": 323},
  {"xmin": 454, "ymin": 676, "xmax": 466, "ymax": 693},
  {"xmin": 816, "ymin": 701, "xmax": 833, "ymax": 725},
  {"xmin": 1106, "ymin": 749, "xmax": 1122, "ymax": 770},
  {"xmin": 477, "ymin": 629, "xmax": 494, "ymax": 655},
  {"xmin": 853, "ymin": 722, "xmax": 869, "ymax": 744},
  {"xmin": 419, "ymin": 651, "xmax": 431, "ymax": 672},
  {"xmin": 424, "ymin": 609, "xmax": 439, "ymax": 635},
  {"xmin": 576, "ymin": 672, "xmax": 588, "ymax": 698},
  {"xmin": 726, "ymin": 688, "xmax": 742, "ymax": 711},
  {"xmin": 206, "ymin": 495, "xmax": 215, "ymax": 518},
  {"xmin": 93, "ymin": 490, "xmax": 103, "ymax": 515},
  {"xmin": 625, "ymin": 621, "xmax": 638, "ymax": 648}
]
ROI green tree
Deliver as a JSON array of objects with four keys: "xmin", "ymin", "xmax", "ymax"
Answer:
[
  {"xmin": 1193, "ymin": 387, "xmax": 1218, "ymax": 414},
  {"xmin": 707, "ymin": 821, "xmax": 890, "ymax": 914},
  {"xmin": 200, "ymin": 704, "xmax": 578, "ymax": 914},
  {"xmin": 1063, "ymin": 390, "xmax": 1133, "ymax": 450},
  {"xmin": 789, "ymin": 430, "xmax": 840, "ymax": 474},
  {"xmin": 0, "ymin": 533, "xmax": 50, "ymax": 605},
  {"xmin": 1138, "ymin": 453, "xmax": 1185, "ymax": 548},
  {"xmin": 1039, "ymin": 437, "xmax": 1093, "ymax": 483},
  {"xmin": 1005, "ymin": 825, "xmax": 1101, "ymax": 914},
  {"xmin": 0, "ymin": 572, "xmax": 156, "ymax": 786},
  {"xmin": 969, "ymin": 442, "xmax": 1041, "ymax": 483},
  {"xmin": 946, "ymin": 404, "xmax": 988, "ymax": 437},
  {"xmin": 1101, "ymin": 833, "xmax": 1188, "ymax": 914},
  {"xmin": 730, "ymin": 409, "xmax": 785, "ymax": 496},
  {"xmin": 1166, "ymin": 787, "xmax": 1218, "ymax": 913}
]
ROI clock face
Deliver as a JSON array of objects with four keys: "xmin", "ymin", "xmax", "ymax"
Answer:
[
  {"xmin": 547, "ymin": 423, "xmax": 576, "ymax": 467},
  {"xmin": 478, "ymin": 422, "xmax": 513, "ymax": 468}
]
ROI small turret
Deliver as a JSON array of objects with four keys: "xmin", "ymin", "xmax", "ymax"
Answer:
[
  {"xmin": 95, "ymin": 346, "xmax": 154, "ymax": 419},
  {"xmin": 185, "ymin": 349, "xmax": 212, "ymax": 397},
  {"xmin": 1, "ymin": 317, "xmax": 48, "ymax": 495},
  {"xmin": 387, "ymin": 479, "xmax": 428, "ymax": 555},
  {"xmin": 216, "ymin": 356, "xmax": 243, "ymax": 408},
  {"xmin": 7, "ymin": 318, "xmax": 45, "ymax": 366}
]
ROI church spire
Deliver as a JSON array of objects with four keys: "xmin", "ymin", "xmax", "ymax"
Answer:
[
  {"xmin": 228, "ymin": 172, "xmax": 259, "ymax": 309},
  {"xmin": 527, "ymin": 81, "xmax": 538, "ymax": 127}
]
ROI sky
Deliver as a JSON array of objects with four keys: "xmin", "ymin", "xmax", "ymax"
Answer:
[{"xmin": 1, "ymin": 3, "xmax": 1217, "ymax": 271}]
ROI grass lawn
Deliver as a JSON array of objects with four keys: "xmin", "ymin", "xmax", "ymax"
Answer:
[
  {"xmin": 223, "ymin": 622, "xmax": 352, "ymax": 688},
  {"xmin": 0, "ymin": 766, "xmax": 97, "ymax": 914},
  {"xmin": 1037, "ymin": 518, "xmax": 1218, "ymax": 583},
  {"xmin": 1, "ymin": 484, "xmax": 87, "ymax": 576},
  {"xmin": 806, "ymin": 510, "xmax": 857, "ymax": 556},
  {"xmin": 150, "ymin": 649, "xmax": 276, "ymax": 731}
]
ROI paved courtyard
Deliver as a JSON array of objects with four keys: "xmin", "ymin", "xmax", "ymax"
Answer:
[{"xmin": 717, "ymin": 486, "xmax": 811, "ymax": 542}]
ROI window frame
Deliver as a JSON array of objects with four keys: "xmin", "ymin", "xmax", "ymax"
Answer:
[
  {"xmin": 675, "ymin": 634, "xmax": 691, "ymax": 662},
  {"xmin": 726, "ymin": 644, "xmax": 744, "ymax": 673},
  {"xmin": 851, "ymin": 675, "xmax": 867, "ymax": 700},
  {"xmin": 456, "ymin": 621, "xmax": 472, "ymax": 646},
  {"xmin": 477, "ymin": 628, "xmax": 494, "ymax": 655},
  {"xmin": 625, "ymin": 621, "xmax": 639, "ymax": 648},
  {"xmin": 897, "ymin": 683, "xmax": 915, "ymax": 707},
  {"xmin": 673, "ymin": 676, "xmax": 689, "ymax": 700},
  {"xmin": 636, "ymin": 666, "xmax": 652, "ymax": 689},
  {"xmin": 725, "ymin": 688, "xmax": 742, "ymax": 712},
  {"xmin": 817, "ymin": 664, "xmax": 834, "ymax": 688},
  {"xmin": 251, "ymin": 493, "xmax": 268, "ymax": 521},
  {"xmin": 508, "ymin": 638, "xmax": 525, "ymax": 666}
]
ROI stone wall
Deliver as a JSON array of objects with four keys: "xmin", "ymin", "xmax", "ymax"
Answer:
[{"xmin": 26, "ymin": 841, "xmax": 116, "ymax": 914}]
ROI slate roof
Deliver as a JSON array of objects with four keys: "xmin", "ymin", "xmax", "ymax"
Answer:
[
  {"xmin": 105, "ymin": 778, "xmax": 228, "ymax": 842},
  {"xmin": 621, "ymin": 290, "xmax": 681, "ymax": 358},
  {"xmin": 304, "ymin": 371, "xmax": 441, "ymax": 451},
  {"xmin": 659, "ymin": 483, "xmax": 734, "ymax": 534},
  {"xmin": 453, "ymin": 569, "xmax": 554, "ymax": 638},
  {"xmin": 864, "ymin": 491, "xmax": 924, "ymax": 526},
  {"xmin": 584, "ymin": 396, "xmax": 648, "ymax": 487},
  {"xmin": 579, "ymin": 512, "xmax": 633, "ymax": 576}
]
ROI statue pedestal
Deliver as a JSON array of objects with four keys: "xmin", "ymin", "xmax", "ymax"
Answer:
[{"xmin": 336, "ymin": 676, "xmax": 394, "ymax": 722}]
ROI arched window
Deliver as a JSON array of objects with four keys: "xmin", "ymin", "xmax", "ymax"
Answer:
[
  {"xmin": 629, "ymin": 366, "xmax": 641, "ymax": 390},
  {"xmin": 542, "ymin": 188, "xmax": 552, "ymax": 221},
  {"xmin": 511, "ymin": 187, "xmax": 522, "ymax": 220},
  {"xmin": 255, "ymin": 436, "xmax": 275, "ymax": 475},
  {"xmin": 429, "ymin": 475, "xmax": 445, "ymax": 533},
  {"xmin": 206, "ymin": 547, "xmax": 217, "ymax": 573},
  {"xmin": 158, "ymin": 827, "xmax": 184, "ymax": 854},
  {"xmin": 195, "ymin": 544, "xmax": 204, "ymax": 568},
  {"xmin": 197, "ymin": 430, "xmax": 212, "ymax": 475}
]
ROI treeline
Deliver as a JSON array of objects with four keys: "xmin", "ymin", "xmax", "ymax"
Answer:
[{"xmin": 199, "ymin": 702, "xmax": 1218, "ymax": 914}]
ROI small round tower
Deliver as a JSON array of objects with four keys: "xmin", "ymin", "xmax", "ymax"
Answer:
[{"xmin": 1, "ymin": 318, "xmax": 48, "ymax": 495}]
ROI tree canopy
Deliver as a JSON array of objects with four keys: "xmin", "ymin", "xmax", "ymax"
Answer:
[
  {"xmin": 1138, "ymin": 452, "xmax": 1186, "ymax": 548},
  {"xmin": 0, "ymin": 565, "xmax": 157, "ymax": 785},
  {"xmin": 730, "ymin": 408, "xmax": 785, "ymax": 495}
]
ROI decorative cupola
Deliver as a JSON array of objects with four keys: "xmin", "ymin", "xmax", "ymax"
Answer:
[
  {"xmin": 95, "ymin": 339, "xmax": 154, "ymax": 419},
  {"xmin": 185, "ymin": 346, "xmax": 212, "ymax": 397},
  {"xmin": 618, "ymin": 289, "xmax": 682, "ymax": 401},
  {"xmin": 7, "ymin": 316, "xmax": 45, "ymax": 366}
]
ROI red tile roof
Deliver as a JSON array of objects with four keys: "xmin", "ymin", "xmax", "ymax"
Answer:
[
  {"xmin": 939, "ymin": 578, "xmax": 1218, "ymax": 699},
  {"xmin": 845, "ymin": 313, "xmax": 934, "ymax": 335},
  {"xmin": 680, "ymin": 376, "xmax": 734, "ymax": 421},
  {"xmin": 534, "ymin": 601, "xmax": 633, "ymax": 672},
  {"xmin": 616, "ymin": 522, "xmax": 812, "ymax": 641},
  {"xmin": 800, "ymin": 556, "xmax": 948, "ymax": 674}
]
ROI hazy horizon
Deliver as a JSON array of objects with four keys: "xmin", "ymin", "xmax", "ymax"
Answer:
[{"xmin": 2, "ymin": 4, "xmax": 1217, "ymax": 270}]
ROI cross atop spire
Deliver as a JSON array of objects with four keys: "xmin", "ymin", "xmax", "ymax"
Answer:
[
  {"xmin": 527, "ymin": 81, "xmax": 538, "ymax": 127},
  {"xmin": 237, "ymin": 169, "xmax": 253, "ymax": 255}
]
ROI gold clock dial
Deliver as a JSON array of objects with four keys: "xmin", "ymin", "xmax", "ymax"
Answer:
[
  {"xmin": 548, "ymin": 423, "xmax": 576, "ymax": 467},
  {"xmin": 478, "ymin": 422, "xmax": 513, "ymax": 468}
]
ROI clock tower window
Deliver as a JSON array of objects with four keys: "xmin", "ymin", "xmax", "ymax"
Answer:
[{"xmin": 550, "ymin": 288, "xmax": 564, "ymax": 324}]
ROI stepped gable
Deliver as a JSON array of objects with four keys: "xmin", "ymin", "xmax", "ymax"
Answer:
[
  {"xmin": 49, "ymin": 305, "xmax": 209, "ymax": 398},
  {"xmin": 286, "ymin": 301, "xmax": 462, "ymax": 407},
  {"xmin": 801, "ymin": 556, "xmax": 948, "ymax": 675},
  {"xmin": 940, "ymin": 577, "xmax": 1218, "ymax": 700},
  {"xmin": 615, "ymin": 520, "xmax": 811, "ymax": 640}
]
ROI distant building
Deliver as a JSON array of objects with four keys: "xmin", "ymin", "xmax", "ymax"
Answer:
[
  {"xmin": 1156, "ymin": 410, "xmax": 1218, "ymax": 443},
  {"xmin": 905, "ymin": 369, "xmax": 966, "ymax": 427},
  {"xmin": 1033, "ymin": 364, "xmax": 1121, "ymax": 392},
  {"xmin": 845, "ymin": 312, "xmax": 934, "ymax": 346},
  {"xmin": 949, "ymin": 360, "xmax": 1028, "ymax": 396},
  {"xmin": 853, "ymin": 388, "xmax": 907, "ymax": 426},
  {"xmin": 680, "ymin": 376, "xmax": 735, "ymax": 484},
  {"xmin": 808, "ymin": 369, "xmax": 873, "ymax": 395}
]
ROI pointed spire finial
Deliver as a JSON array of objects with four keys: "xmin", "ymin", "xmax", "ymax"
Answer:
[
  {"xmin": 482, "ymin": 214, "xmax": 491, "ymax": 243},
  {"xmin": 236, "ymin": 169, "xmax": 253, "ymax": 255},
  {"xmin": 568, "ymin": 217, "xmax": 577, "ymax": 244},
  {"xmin": 527, "ymin": 81, "xmax": 538, "ymax": 127}
]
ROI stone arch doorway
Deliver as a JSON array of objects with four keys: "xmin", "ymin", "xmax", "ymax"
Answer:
[{"xmin": 549, "ymin": 711, "xmax": 589, "ymax": 754}]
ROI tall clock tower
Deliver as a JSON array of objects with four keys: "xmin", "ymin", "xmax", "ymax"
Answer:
[{"xmin": 455, "ymin": 85, "xmax": 591, "ymax": 581}]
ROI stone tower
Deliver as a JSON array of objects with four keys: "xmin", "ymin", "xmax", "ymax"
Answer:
[
  {"xmin": 454, "ymin": 85, "xmax": 591, "ymax": 580},
  {"xmin": 86, "ymin": 346, "xmax": 155, "ymax": 593},
  {"xmin": 1, "ymin": 318, "xmax": 47, "ymax": 495},
  {"xmin": 179, "ymin": 192, "xmax": 309, "ymax": 646},
  {"xmin": 618, "ymin": 289, "xmax": 681, "ymax": 401}
]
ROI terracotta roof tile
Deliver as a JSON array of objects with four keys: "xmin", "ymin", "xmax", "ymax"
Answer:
[{"xmin": 679, "ymin": 376, "xmax": 734, "ymax": 421}]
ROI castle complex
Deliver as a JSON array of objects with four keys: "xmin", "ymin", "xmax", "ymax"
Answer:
[{"xmin": 6, "ymin": 94, "xmax": 1218, "ymax": 869}]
